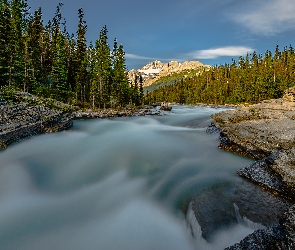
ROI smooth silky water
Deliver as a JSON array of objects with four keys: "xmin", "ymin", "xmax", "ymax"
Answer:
[{"xmin": 0, "ymin": 105, "xmax": 261, "ymax": 250}]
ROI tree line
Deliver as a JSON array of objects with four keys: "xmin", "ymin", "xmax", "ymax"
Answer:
[
  {"xmin": 145, "ymin": 44, "xmax": 295, "ymax": 105},
  {"xmin": 0, "ymin": 0, "xmax": 143, "ymax": 108}
]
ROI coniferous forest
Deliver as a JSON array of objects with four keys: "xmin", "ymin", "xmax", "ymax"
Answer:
[
  {"xmin": 0, "ymin": 0, "xmax": 143, "ymax": 108},
  {"xmin": 2, "ymin": 1, "xmax": 295, "ymax": 109},
  {"xmin": 146, "ymin": 44, "xmax": 295, "ymax": 105}
]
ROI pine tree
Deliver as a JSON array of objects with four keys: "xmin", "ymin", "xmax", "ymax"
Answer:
[
  {"xmin": 66, "ymin": 33, "xmax": 77, "ymax": 101},
  {"xmin": 8, "ymin": 0, "xmax": 29, "ymax": 88},
  {"xmin": 112, "ymin": 40, "xmax": 129, "ymax": 106},
  {"xmin": 37, "ymin": 20, "xmax": 53, "ymax": 95},
  {"xmin": 30, "ymin": 8, "xmax": 43, "ymax": 84},
  {"xmin": 87, "ymin": 42, "xmax": 97, "ymax": 108},
  {"xmin": 48, "ymin": 3, "xmax": 69, "ymax": 101},
  {"xmin": 139, "ymin": 74, "xmax": 144, "ymax": 106},
  {"xmin": 75, "ymin": 8, "xmax": 87, "ymax": 104},
  {"xmin": 0, "ymin": 0, "xmax": 11, "ymax": 87},
  {"xmin": 0, "ymin": 1, "xmax": 136, "ymax": 109},
  {"xmin": 51, "ymin": 32, "xmax": 68, "ymax": 101},
  {"xmin": 131, "ymin": 75, "xmax": 140, "ymax": 105},
  {"xmin": 94, "ymin": 25, "xmax": 112, "ymax": 108}
]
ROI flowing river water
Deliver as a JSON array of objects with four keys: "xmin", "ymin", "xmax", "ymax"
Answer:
[{"xmin": 0, "ymin": 105, "xmax": 286, "ymax": 249}]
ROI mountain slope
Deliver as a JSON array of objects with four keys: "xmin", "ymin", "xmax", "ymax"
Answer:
[
  {"xmin": 128, "ymin": 60, "xmax": 209, "ymax": 91},
  {"xmin": 143, "ymin": 68, "xmax": 207, "ymax": 93}
]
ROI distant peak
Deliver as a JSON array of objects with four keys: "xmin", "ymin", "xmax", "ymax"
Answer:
[{"xmin": 128, "ymin": 59, "xmax": 207, "ymax": 88}]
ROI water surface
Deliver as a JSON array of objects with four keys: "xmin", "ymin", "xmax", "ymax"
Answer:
[{"xmin": 0, "ymin": 105, "xmax": 261, "ymax": 249}]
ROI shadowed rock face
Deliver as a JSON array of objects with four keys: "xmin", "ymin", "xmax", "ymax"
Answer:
[
  {"xmin": 0, "ymin": 103, "xmax": 72, "ymax": 149},
  {"xmin": 191, "ymin": 178, "xmax": 293, "ymax": 241},
  {"xmin": 211, "ymin": 97, "xmax": 295, "ymax": 249},
  {"xmin": 225, "ymin": 207, "xmax": 295, "ymax": 250}
]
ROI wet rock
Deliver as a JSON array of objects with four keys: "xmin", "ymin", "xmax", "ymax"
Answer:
[
  {"xmin": 0, "ymin": 98, "xmax": 6, "ymax": 105},
  {"xmin": 73, "ymin": 108, "xmax": 162, "ymax": 119},
  {"xmin": 225, "ymin": 204, "xmax": 295, "ymax": 250},
  {"xmin": 237, "ymin": 151, "xmax": 285, "ymax": 195},
  {"xmin": 160, "ymin": 105, "xmax": 172, "ymax": 111},
  {"xmin": 206, "ymin": 123, "xmax": 221, "ymax": 134},
  {"xmin": 281, "ymin": 204, "xmax": 295, "ymax": 248},
  {"xmin": 225, "ymin": 225, "xmax": 286, "ymax": 250},
  {"xmin": 219, "ymin": 133, "xmax": 270, "ymax": 160},
  {"xmin": 191, "ymin": 178, "xmax": 293, "ymax": 241}
]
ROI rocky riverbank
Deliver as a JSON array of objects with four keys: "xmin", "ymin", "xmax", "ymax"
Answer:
[
  {"xmin": 0, "ymin": 100, "xmax": 162, "ymax": 150},
  {"xmin": 211, "ymin": 96, "xmax": 295, "ymax": 249},
  {"xmin": 0, "ymin": 103, "xmax": 73, "ymax": 149}
]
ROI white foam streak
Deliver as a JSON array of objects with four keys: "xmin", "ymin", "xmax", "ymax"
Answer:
[{"xmin": 234, "ymin": 203, "xmax": 265, "ymax": 230}]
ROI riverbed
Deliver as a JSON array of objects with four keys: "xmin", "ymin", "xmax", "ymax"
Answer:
[{"xmin": 0, "ymin": 105, "xmax": 288, "ymax": 249}]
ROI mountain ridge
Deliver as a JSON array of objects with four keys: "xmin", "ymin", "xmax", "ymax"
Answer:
[{"xmin": 128, "ymin": 60, "xmax": 209, "ymax": 88}]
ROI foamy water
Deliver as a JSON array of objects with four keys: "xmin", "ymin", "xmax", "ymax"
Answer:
[{"xmin": 0, "ymin": 105, "xmax": 261, "ymax": 250}]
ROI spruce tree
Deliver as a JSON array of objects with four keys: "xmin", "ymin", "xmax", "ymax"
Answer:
[
  {"xmin": 65, "ymin": 33, "xmax": 76, "ymax": 101},
  {"xmin": 75, "ymin": 8, "xmax": 87, "ymax": 104},
  {"xmin": 51, "ymin": 32, "xmax": 68, "ymax": 101},
  {"xmin": 29, "ymin": 8, "xmax": 43, "ymax": 86},
  {"xmin": 9, "ymin": 0, "xmax": 25, "ymax": 86},
  {"xmin": 0, "ymin": 0, "xmax": 11, "ymax": 87},
  {"xmin": 112, "ymin": 40, "xmax": 129, "ymax": 106},
  {"xmin": 38, "ymin": 21, "xmax": 53, "ymax": 95},
  {"xmin": 94, "ymin": 25, "xmax": 111, "ymax": 108},
  {"xmin": 0, "ymin": 1, "xmax": 135, "ymax": 109},
  {"xmin": 48, "ymin": 3, "xmax": 69, "ymax": 101},
  {"xmin": 139, "ymin": 75, "xmax": 144, "ymax": 106}
]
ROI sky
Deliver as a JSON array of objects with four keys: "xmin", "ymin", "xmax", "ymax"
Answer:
[{"xmin": 26, "ymin": 0, "xmax": 295, "ymax": 70}]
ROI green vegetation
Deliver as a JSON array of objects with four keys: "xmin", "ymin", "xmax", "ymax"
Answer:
[
  {"xmin": 0, "ymin": 0, "xmax": 143, "ymax": 108},
  {"xmin": 144, "ymin": 67, "xmax": 208, "ymax": 93},
  {"xmin": 146, "ymin": 45, "xmax": 295, "ymax": 105}
]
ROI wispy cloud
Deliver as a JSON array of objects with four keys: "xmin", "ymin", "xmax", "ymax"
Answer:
[
  {"xmin": 125, "ymin": 53, "xmax": 157, "ymax": 60},
  {"xmin": 125, "ymin": 53, "xmax": 179, "ymax": 63},
  {"xmin": 185, "ymin": 46, "xmax": 254, "ymax": 59},
  {"xmin": 232, "ymin": 0, "xmax": 295, "ymax": 35},
  {"xmin": 126, "ymin": 46, "xmax": 254, "ymax": 64}
]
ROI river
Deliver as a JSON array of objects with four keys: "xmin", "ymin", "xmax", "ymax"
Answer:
[{"xmin": 0, "ymin": 105, "xmax": 273, "ymax": 249}]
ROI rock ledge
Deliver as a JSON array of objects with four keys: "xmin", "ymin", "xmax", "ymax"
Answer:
[{"xmin": 211, "ymin": 97, "xmax": 295, "ymax": 249}]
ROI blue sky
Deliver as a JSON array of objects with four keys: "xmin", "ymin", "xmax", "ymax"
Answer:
[{"xmin": 27, "ymin": 0, "xmax": 295, "ymax": 70}]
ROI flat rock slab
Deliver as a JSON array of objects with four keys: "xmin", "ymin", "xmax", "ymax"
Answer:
[{"xmin": 212, "ymin": 98, "xmax": 295, "ymax": 195}]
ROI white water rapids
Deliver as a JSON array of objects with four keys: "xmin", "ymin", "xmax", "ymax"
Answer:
[{"xmin": 0, "ymin": 105, "xmax": 264, "ymax": 249}]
